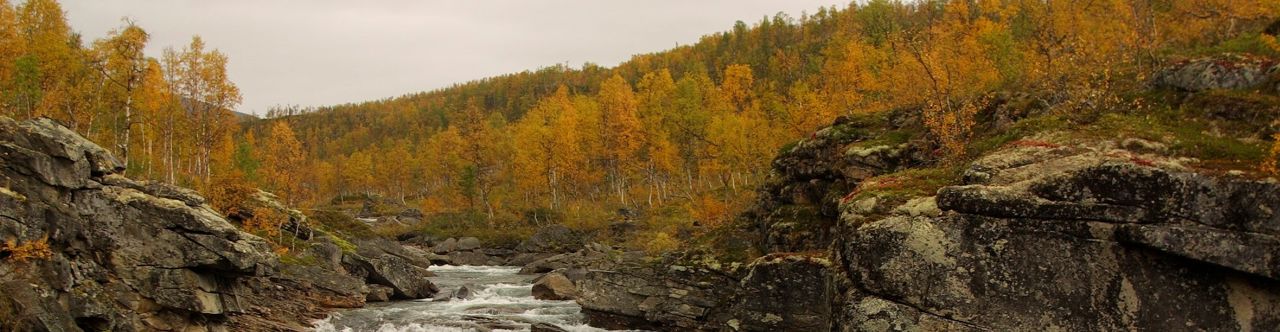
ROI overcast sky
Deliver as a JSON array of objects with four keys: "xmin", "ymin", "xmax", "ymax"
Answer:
[{"xmin": 63, "ymin": 1, "xmax": 849, "ymax": 114}]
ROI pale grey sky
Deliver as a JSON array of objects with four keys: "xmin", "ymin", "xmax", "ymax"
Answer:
[{"xmin": 63, "ymin": 1, "xmax": 849, "ymax": 114}]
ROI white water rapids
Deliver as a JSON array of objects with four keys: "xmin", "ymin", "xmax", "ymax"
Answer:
[{"xmin": 312, "ymin": 265, "xmax": 620, "ymax": 332}]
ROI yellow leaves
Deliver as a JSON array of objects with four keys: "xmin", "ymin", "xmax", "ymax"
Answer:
[
  {"xmin": 642, "ymin": 232, "xmax": 680, "ymax": 256},
  {"xmin": 261, "ymin": 121, "xmax": 307, "ymax": 205},
  {"xmin": 1262, "ymin": 133, "xmax": 1280, "ymax": 176},
  {"xmin": 0, "ymin": 1, "xmax": 21, "ymax": 106},
  {"xmin": 922, "ymin": 97, "xmax": 985, "ymax": 161},
  {"xmin": 1262, "ymin": 34, "xmax": 1280, "ymax": 54},
  {"xmin": 513, "ymin": 86, "xmax": 587, "ymax": 207},
  {"xmin": 689, "ymin": 195, "xmax": 731, "ymax": 230},
  {"xmin": 206, "ymin": 172, "xmax": 259, "ymax": 218},
  {"xmin": 720, "ymin": 64, "xmax": 754, "ymax": 113},
  {"xmin": 599, "ymin": 74, "xmax": 644, "ymax": 165},
  {"xmin": 244, "ymin": 206, "xmax": 288, "ymax": 238},
  {"xmin": 2, "ymin": 236, "xmax": 51, "ymax": 263}
]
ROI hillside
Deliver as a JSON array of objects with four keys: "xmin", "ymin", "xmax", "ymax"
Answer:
[{"xmin": 240, "ymin": 0, "xmax": 1280, "ymax": 257}]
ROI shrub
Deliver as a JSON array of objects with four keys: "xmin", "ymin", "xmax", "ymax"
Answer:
[
  {"xmin": 2, "ymin": 237, "xmax": 51, "ymax": 263},
  {"xmin": 643, "ymin": 232, "xmax": 680, "ymax": 256},
  {"xmin": 923, "ymin": 97, "xmax": 984, "ymax": 161},
  {"xmin": 1263, "ymin": 133, "xmax": 1280, "ymax": 175}
]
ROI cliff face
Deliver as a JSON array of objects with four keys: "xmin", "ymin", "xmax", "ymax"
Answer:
[
  {"xmin": 572, "ymin": 55, "xmax": 1280, "ymax": 331},
  {"xmin": 0, "ymin": 117, "xmax": 444, "ymax": 331},
  {"xmin": 833, "ymin": 145, "xmax": 1280, "ymax": 331},
  {"xmin": 0, "ymin": 117, "xmax": 281, "ymax": 330}
]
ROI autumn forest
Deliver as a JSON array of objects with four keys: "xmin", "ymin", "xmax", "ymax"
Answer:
[{"xmin": 2, "ymin": 0, "xmax": 1278, "ymax": 254}]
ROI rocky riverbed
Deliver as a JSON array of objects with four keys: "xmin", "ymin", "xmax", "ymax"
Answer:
[{"xmin": 314, "ymin": 265, "xmax": 608, "ymax": 332}]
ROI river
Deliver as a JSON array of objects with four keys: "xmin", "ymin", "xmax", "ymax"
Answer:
[{"xmin": 312, "ymin": 265, "xmax": 616, "ymax": 332}]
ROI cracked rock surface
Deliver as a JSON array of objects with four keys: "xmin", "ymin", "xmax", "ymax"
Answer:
[
  {"xmin": 832, "ymin": 144, "xmax": 1280, "ymax": 331},
  {"xmin": 0, "ymin": 117, "xmax": 276, "ymax": 331}
]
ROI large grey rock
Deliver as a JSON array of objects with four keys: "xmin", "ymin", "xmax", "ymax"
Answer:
[
  {"xmin": 344, "ymin": 253, "xmax": 438, "ymax": 299},
  {"xmin": 576, "ymin": 263, "xmax": 740, "ymax": 331},
  {"xmin": 433, "ymin": 237, "xmax": 458, "ymax": 254},
  {"xmin": 574, "ymin": 255, "xmax": 831, "ymax": 331},
  {"xmin": 448, "ymin": 250, "xmax": 494, "ymax": 266},
  {"xmin": 741, "ymin": 112, "xmax": 928, "ymax": 253},
  {"xmin": 365, "ymin": 284, "xmax": 394, "ymax": 302},
  {"xmin": 508, "ymin": 252, "xmax": 556, "ymax": 266},
  {"xmin": 453, "ymin": 284, "xmax": 475, "ymax": 300},
  {"xmin": 0, "ymin": 117, "xmax": 280, "ymax": 331},
  {"xmin": 455, "ymin": 237, "xmax": 482, "ymax": 251},
  {"xmin": 355, "ymin": 238, "xmax": 437, "ymax": 269},
  {"xmin": 728, "ymin": 256, "xmax": 832, "ymax": 331},
  {"xmin": 829, "ymin": 144, "xmax": 1280, "ymax": 331}
]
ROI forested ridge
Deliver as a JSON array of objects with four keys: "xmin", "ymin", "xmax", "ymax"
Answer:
[{"xmin": 2, "ymin": 0, "xmax": 1278, "ymax": 255}]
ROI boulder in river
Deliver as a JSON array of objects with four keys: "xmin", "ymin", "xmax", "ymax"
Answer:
[
  {"xmin": 531, "ymin": 272, "xmax": 578, "ymax": 300},
  {"xmin": 454, "ymin": 284, "xmax": 476, "ymax": 300},
  {"xmin": 345, "ymin": 253, "xmax": 438, "ymax": 299},
  {"xmin": 366, "ymin": 284, "xmax": 395, "ymax": 302}
]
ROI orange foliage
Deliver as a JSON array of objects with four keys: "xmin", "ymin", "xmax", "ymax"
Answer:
[
  {"xmin": 689, "ymin": 195, "xmax": 732, "ymax": 230},
  {"xmin": 244, "ymin": 206, "xmax": 287, "ymax": 238},
  {"xmin": 2, "ymin": 236, "xmax": 52, "ymax": 263},
  {"xmin": 1263, "ymin": 134, "xmax": 1280, "ymax": 176},
  {"xmin": 923, "ymin": 98, "xmax": 985, "ymax": 160}
]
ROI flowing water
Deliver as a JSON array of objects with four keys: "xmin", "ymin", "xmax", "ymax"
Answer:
[{"xmin": 312, "ymin": 265, "xmax": 615, "ymax": 332}]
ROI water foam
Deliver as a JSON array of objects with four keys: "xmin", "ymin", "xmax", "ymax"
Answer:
[{"xmin": 312, "ymin": 265, "xmax": 624, "ymax": 332}]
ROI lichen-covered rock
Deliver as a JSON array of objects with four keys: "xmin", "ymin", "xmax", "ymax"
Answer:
[
  {"xmin": 743, "ymin": 113, "xmax": 928, "ymax": 253},
  {"xmin": 575, "ymin": 263, "xmax": 741, "ymax": 331},
  {"xmin": 729, "ymin": 255, "xmax": 832, "ymax": 331},
  {"xmin": 574, "ymin": 255, "xmax": 832, "ymax": 331},
  {"xmin": 1150, "ymin": 54, "xmax": 1279, "ymax": 92},
  {"xmin": 830, "ymin": 143, "xmax": 1280, "ymax": 331}
]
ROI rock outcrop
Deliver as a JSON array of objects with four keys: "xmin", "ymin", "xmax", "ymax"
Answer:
[
  {"xmin": 0, "ymin": 117, "xmax": 437, "ymax": 331},
  {"xmin": 0, "ymin": 117, "xmax": 279, "ymax": 330},
  {"xmin": 829, "ymin": 144, "xmax": 1280, "ymax": 331},
  {"xmin": 519, "ymin": 242, "xmax": 642, "ymax": 275},
  {"xmin": 342, "ymin": 238, "xmax": 440, "ymax": 300},
  {"xmin": 743, "ymin": 113, "xmax": 928, "ymax": 253},
  {"xmin": 575, "ymin": 99, "xmax": 1280, "ymax": 330},
  {"xmin": 574, "ymin": 255, "xmax": 831, "ymax": 331}
]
